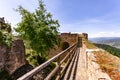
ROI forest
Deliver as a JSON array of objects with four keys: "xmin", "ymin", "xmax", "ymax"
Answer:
[{"xmin": 94, "ymin": 43, "xmax": 120, "ymax": 57}]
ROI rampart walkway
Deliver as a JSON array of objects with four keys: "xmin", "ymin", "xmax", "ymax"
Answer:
[{"xmin": 17, "ymin": 43, "xmax": 111, "ymax": 80}]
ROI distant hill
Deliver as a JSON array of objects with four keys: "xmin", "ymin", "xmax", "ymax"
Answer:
[
  {"xmin": 89, "ymin": 37, "xmax": 120, "ymax": 48},
  {"xmin": 94, "ymin": 43, "xmax": 120, "ymax": 57},
  {"xmin": 85, "ymin": 41, "xmax": 120, "ymax": 80}
]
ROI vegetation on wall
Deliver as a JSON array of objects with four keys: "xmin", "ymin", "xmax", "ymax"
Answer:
[
  {"xmin": 0, "ymin": 19, "xmax": 14, "ymax": 80},
  {"xmin": 15, "ymin": 0, "xmax": 60, "ymax": 66},
  {"xmin": 0, "ymin": 20, "xmax": 12, "ymax": 47},
  {"xmin": 84, "ymin": 40, "xmax": 97, "ymax": 49}
]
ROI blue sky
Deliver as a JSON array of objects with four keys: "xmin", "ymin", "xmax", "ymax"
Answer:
[{"xmin": 0, "ymin": 0, "xmax": 120, "ymax": 37}]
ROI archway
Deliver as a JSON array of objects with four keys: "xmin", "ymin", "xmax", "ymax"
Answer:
[{"xmin": 61, "ymin": 42, "xmax": 69, "ymax": 50}]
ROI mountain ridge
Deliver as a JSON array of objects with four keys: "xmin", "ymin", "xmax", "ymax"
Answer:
[{"xmin": 89, "ymin": 37, "xmax": 120, "ymax": 48}]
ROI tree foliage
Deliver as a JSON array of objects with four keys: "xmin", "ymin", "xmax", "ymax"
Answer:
[
  {"xmin": 15, "ymin": 0, "xmax": 60, "ymax": 58},
  {"xmin": 0, "ymin": 18, "xmax": 12, "ymax": 47}
]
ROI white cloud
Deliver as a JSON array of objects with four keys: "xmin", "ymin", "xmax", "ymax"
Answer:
[
  {"xmin": 89, "ymin": 32, "xmax": 120, "ymax": 38},
  {"xmin": 59, "ymin": 16, "xmax": 120, "ymax": 38},
  {"xmin": 1, "ymin": 0, "xmax": 120, "ymax": 38},
  {"xmin": 0, "ymin": 0, "xmax": 61, "ymax": 26}
]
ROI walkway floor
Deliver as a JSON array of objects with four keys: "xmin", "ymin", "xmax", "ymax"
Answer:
[{"xmin": 76, "ymin": 44, "xmax": 88, "ymax": 80}]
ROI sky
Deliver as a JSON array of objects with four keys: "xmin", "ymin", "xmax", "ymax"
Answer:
[{"xmin": 0, "ymin": 0, "xmax": 120, "ymax": 38}]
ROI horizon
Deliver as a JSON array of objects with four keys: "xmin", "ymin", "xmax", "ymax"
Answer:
[
  {"xmin": 1, "ymin": 0, "xmax": 120, "ymax": 38},
  {"xmin": 89, "ymin": 36, "xmax": 120, "ymax": 38}
]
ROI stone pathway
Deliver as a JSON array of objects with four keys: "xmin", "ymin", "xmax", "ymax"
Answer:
[{"xmin": 76, "ymin": 44, "xmax": 88, "ymax": 80}]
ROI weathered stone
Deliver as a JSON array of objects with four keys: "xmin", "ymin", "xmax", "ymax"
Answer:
[
  {"xmin": 82, "ymin": 33, "xmax": 88, "ymax": 40},
  {"xmin": 0, "ymin": 45, "xmax": 7, "ymax": 68},
  {"xmin": 5, "ymin": 39, "xmax": 27, "ymax": 74},
  {"xmin": 0, "ymin": 39, "xmax": 27, "ymax": 75},
  {"xmin": 49, "ymin": 33, "xmax": 88, "ymax": 58}
]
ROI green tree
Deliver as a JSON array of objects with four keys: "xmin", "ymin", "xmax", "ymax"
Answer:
[
  {"xmin": 0, "ymin": 18, "xmax": 12, "ymax": 47},
  {"xmin": 15, "ymin": 0, "xmax": 60, "ymax": 64}
]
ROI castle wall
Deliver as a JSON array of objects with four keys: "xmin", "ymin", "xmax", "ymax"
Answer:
[
  {"xmin": 49, "ymin": 33, "xmax": 88, "ymax": 58},
  {"xmin": 82, "ymin": 33, "xmax": 88, "ymax": 40},
  {"xmin": 0, "ymin": 45, "xmax": 7, "ymax": 68},
  {"xmin": 0, "ymin": 17, "xmax": 26, "ymax": 74},
  {"xmin": 60, "ymin": 33, "xmax": 78, "ymax": 46},
  {"xmin": 0, "ymin": 39, "xmax": 27, "ymax": 74},
  {"xmin": 49, "ymin": 33, "xmax": 78, "ymax": 58}
]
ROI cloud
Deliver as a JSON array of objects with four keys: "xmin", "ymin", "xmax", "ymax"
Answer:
[
  {"xmin": 89, "ymin": 32, "xmax": 120, "ymax": 38},
  {"xmin": 59, "ymin": 6, "xmax": 120, "ymax": 34},
  {"xmin": 59, "ymin": 17, "xmax": 108, "ymax": 32},
  {"xmin": 0, "ymin": 0, "xmax": 61, "ymax": 26},
  {"xmin": 0, "ymin": 0, "xmax": 38, "ymax": 26},
  {"xmin": 1, "ymin": 0, "xmax": 120, "ymax": 38}
]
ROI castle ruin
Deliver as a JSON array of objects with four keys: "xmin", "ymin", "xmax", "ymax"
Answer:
[
  {"xmin": 0, "ymin": 17, "xmax": 27, "ymax": 75},
  {"xmin": 0, "ymin": 17, "xmax": 88, "ymax": 77},
  {"xmin": 49, "ymin": 32, "xmax": 88, "ymax": 58}
]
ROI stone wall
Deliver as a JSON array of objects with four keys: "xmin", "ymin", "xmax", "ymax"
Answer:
[
  {"xmin": 0, "ymin": 45, "xmax": 7, "ymax": 68},
  {"xmin": 60, "ymin": 33, "xmax": 78, "ymax": 46},
  {"xmin": 48, "ymin": 33, "xmax": 88, "ymax": 58},
  {"xmin": 0, "ymin": 39, "xmax": 27, "ymax": 74},
  {"xmin": 82, "ymin": 33, "xmax": 88, "ymax": 40},
  {"xmin": 49, "ymin": 33, "xmax": 78, "ymax": 58}
]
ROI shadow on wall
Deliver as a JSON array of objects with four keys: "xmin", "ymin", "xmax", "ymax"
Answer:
[{"xmin": 61, "ymin": 42, "xmax": 70, "ymax": 50}]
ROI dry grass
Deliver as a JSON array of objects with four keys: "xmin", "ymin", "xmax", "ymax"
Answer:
[
  {"xmin": 84, "ymin": 40, "xmax": 120, "ymax": 79},
  {"xmin": 84, "ymin": 40, "xmax": 97, "ymax": 49},
  {"xmin": 94, "ymin": 51, "xmax": 120, "ymax": 80}
]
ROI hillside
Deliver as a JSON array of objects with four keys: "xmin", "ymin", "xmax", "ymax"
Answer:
[
  {"xmin": 89, "ymin": 37, "xmax": 120, "ymax": 48},
  {"xmin": 94, "ymin": 43, "xmax": 120, "ymax": 57},
  {"xmin": 93, "ymin": 50, "xmax": 120, "ymax": 80},
  {"xmin": 85, "ymin": 41, "xmax": 120, "ymax": 80}
]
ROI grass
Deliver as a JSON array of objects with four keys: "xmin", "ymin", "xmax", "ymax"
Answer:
[
  {"xmin": 84, "ymin": 40, "xmax": 97, "ymax": 49},
  {"xmin": 83, "ymin": 39, "xmax": 120, "ymax": 79},
  {"xmin": 94, "ymin": 51, "xmax": 120, "ymax": 80}
]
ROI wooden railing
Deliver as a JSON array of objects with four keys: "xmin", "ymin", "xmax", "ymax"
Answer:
[{"xmin": 17, "ymin": 42, "xmax": 79, "ymax": 80}]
